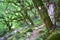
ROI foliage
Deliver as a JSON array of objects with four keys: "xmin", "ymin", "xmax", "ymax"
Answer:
[
  {"xmin": 0, "ymin": 0, "xmax": 44, "ymax": 40},
  {"xmin": 0, "ymin": 0, "xmax": 60, "ymax": 40},
  {"xmin": 0, "ymin": 0, "xmax": 42, "ymax": 31},
  {"xmin": 47, "ymin": 30, "xmax": 60, "ymax": 40}
]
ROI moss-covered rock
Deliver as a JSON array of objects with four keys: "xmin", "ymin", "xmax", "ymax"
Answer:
[{"xmin": 47, "ymin": 32, "xmax": 60, "ymax": 40}]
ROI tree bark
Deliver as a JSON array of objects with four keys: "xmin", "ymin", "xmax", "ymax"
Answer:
[{"xmin": 32, "ymin": 0, "xmax": 53, "ymax": 30}]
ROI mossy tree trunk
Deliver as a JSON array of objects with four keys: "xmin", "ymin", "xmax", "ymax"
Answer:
[{"xmin": 32, "ymin": 0, "xmax": 54, "ymax": 31}]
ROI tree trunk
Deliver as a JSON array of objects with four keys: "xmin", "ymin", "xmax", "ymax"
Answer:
[{"xmin": 32, "ymin": 0, "xmax": 54, "ymax": 30}]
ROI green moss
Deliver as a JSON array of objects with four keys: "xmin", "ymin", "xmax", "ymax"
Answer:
[{"xmin": 47, "ymin": 32, "xmax": 60, "ymax": 40}]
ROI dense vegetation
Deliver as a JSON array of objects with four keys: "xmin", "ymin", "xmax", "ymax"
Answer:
[{"xmin": 0, "ymin": 0, "xmax": 60, "ymax": 40}]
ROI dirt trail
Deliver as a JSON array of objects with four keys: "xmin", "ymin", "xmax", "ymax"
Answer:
[
  {"xmin": 29, "ymin": 24, "xmax": 45, "ymax": 40},
  {"xmin": 0, "ymin": 24, "xmax": 45, "ymax": 40}
]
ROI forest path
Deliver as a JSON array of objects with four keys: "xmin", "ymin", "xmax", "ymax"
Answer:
[
  {"xmin": 0, "ymin": 24, "xmax": 45, "ymax": 40},
  {"xmin": 29, "ymin": 24, "xmax": 45, "ymax": 40}
]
